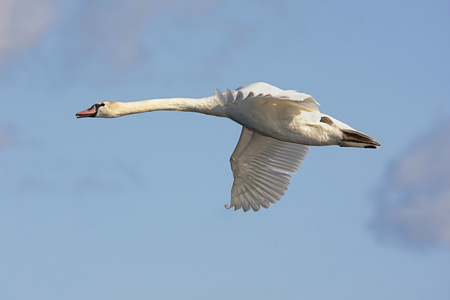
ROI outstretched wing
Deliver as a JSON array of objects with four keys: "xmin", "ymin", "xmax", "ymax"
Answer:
[
  {"xmin": 215, "ymin": 82, "xmax": 320, "ymax": 113},
  {"xmin": 227, "ymin": 127, "xmax": 310, "ymax": 212}
]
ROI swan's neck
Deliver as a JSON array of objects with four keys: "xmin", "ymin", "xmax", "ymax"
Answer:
[{"xmin": 112, "ymin": 96, "xmax": 226, "ymax": 118}]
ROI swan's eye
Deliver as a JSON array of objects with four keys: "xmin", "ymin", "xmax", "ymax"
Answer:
[{"xmin": 95, "ymin": 103, "xmax": 106, "ymax": 109}]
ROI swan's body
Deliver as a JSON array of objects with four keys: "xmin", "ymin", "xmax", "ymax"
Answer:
[{"xmin": 76, "ymin": 82, "xmax": 380, "ymax": 212}]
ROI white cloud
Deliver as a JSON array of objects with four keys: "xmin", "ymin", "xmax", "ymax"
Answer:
[
  {"xmin": 1, "ymin": 0, "xmax": 290, "ymax": 83},
  {"xmin": 0, "ymin": 0, "xmax": 220, "ymax": 75},
  {"xmin": 0, "ymin": 0, "xmax": 56, "ymax": 66},
  {"xmin": 370, "ymin": 117, "xmax": 450, "ymax": 247}
]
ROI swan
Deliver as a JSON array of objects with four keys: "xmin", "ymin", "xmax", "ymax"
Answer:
[{"xmin": 76, "ymin": 82, "xmax": 380, "ymax": 212}]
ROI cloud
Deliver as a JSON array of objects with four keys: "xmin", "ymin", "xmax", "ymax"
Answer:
[
  {"xmin": 1, "ymin": 0, "xmax": 291, "ymax": 84},
  {"xmin": 370, "ymin": 116, "xmax": 450, "ymax": 248},
  {"xmin": 0, "ymin": 0, "xmax": 57, "ymax": 68},
  {"xmin": 0, "ymin": 126, "xmax": 16, "ymax": 150},
  {"xmin": 53, "ymin": 0, "xmax": 220, "ymax": 73},
  {"xmin": 3, "ymin": 150, "xmax": 146, "ymax": 197},
  {"xmin": 0, "ymin": 0, "xmax": 220, "ymax": 77}
]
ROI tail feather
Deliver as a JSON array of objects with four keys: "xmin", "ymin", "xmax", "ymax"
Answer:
[{"xmin": 341, "ymin": 129, "xmax": 381, "ymax": 149}]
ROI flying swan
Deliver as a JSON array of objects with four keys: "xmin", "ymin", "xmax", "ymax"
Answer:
[{"xmin": 76, "ymin": 82, "xmax": 380, "ymax": 212}]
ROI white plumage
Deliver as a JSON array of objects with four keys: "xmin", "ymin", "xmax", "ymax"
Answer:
[
  {"xmin": 229, "ymin": 127, "xmax": 310, "ymax": 211},
  {"xmin": 76, "ymin": 82, "xmax": 380, "ymax": 212}
]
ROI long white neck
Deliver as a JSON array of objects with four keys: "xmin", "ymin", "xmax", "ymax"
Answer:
[{"xmin": 111, "ymin": 95, "xmax": 227, "ymax": 118}]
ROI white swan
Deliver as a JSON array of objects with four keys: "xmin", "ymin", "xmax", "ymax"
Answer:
[{"xmin": 76, "ymin": 82, "xmax": 380, "ymax": 212}]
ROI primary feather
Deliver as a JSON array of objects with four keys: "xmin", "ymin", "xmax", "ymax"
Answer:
[{"xmin": 228, "ymin": 127, "xmax": 310, "ymax": 211}]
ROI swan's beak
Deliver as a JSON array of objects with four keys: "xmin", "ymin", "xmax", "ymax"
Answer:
[{"xmin": 76, "ymin": 105, "xmax": 97, "ymax": 118}]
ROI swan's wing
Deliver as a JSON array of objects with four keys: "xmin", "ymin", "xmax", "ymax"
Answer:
[
  {"xmin": 215, "ymin": 82, "xmax": 320, "ymax": 113},
  {"xmin": 227, "ymin": 127, "xmax": 310, "ymax": 212}
]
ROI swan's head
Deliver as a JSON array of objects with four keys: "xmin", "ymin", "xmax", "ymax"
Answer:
[{"xmin": 76, "ymin": 101, "xmax": 121, "ymax": 118}]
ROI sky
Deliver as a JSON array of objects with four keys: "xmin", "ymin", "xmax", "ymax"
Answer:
[{"xmin": 1, "ymin": 0, "xmax": 450, "ymax": 299}]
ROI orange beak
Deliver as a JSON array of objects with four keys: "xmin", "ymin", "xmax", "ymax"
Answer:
[{"xmin": 76, "ymin": 105, "xmax": 97, "ymax": 118}]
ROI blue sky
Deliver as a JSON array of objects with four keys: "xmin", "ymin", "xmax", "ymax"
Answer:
[{"xmin": 1, "ymin": 0, "xmax": 450, "ymax": 299}]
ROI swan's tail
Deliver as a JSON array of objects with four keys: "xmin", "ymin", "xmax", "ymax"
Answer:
[{"xmin": 340, "ymin": 129, "xmax": 381, "ymax": 149}]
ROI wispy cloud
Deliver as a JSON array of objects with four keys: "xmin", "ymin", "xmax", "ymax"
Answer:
[
  {"xmin": 0, "ymin": 0, "xmax": 57, "ymax": 70},
  {"xmin": 1, "ymin": 0, "xmax": 294, "ymax": 85},
  {"xmin": 74, "ymin": 0, "xmax": 219, "ymax": 66},
  {"xmin": 49, "ymin": 0, "xmax": 220, "ymax": 73},
  {"xmin": 0, "ymin": 0, "xmax": 220, "ymax": 76},
  {"xmin": 0, "ymin": 126, "xmax": 16, "ymax": 150},
  {"xmin": 3, "ymin": 151, "xmax": 146, "ymax": 197},
  {"xmin": 370, "ymin": 117, "xmax": 450, "ymax": 248}
]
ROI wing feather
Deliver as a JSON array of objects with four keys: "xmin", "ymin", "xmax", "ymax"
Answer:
[
  {"xmin": 227, "ymin": 127, "xmax": 310, "ymax": 212},
  {"xmin": 216, "ymin": 82, "xmax": 320, "ymax": 113}
]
